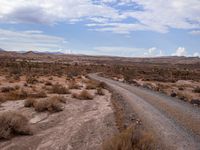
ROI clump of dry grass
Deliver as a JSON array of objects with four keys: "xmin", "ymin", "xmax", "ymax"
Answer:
[
  {"xmin": 48, "ymin": 77, "xmax": 53, "ymax": 80},
  {"xmin": 51, "ymin": 83, "xmax": 70, "ymax": 94},
  {"xmin": 26, "ymin": 76, "xmax": 38, "ymax": 84},
  {"xmin": 29, "ymin": 91, "xmax": 47, "ymax": 98},
  {"xmin": 52, "ymin": 96, "xmax": 66, "ymax": 103},
  {"xmin": 0, "ymin": 95, "xmax": 5, "ymax": 103},
  {"xmin": 1, "ymin": 86, "xmax": 15, "ymax": 93},
  {"xmin": 193, "ymin": 87, "xmax": 200, "ymax": 93},
  {"xmin": 5, "ymin": 89, "xmax": 28, "ymax": 100},
  {"xmin": 96, "ymin": 87, "xmax": 104, "ymax": 95},
  {"xmin": 24, "ymin": 99, "xmax": 36, "ymax": 107},
  {"xmin": 68, "ymin": 81, "xmax": 80, "ymax": 89},
  {"xmin": 102, "ymin": 126, "xmax": 155, "ymax": 150},
  {"xmin": 72, "ymin": 90, "xmax": 93, "ymax": 100},
  {"xmin": 0, "ymin": 111, "xmax": 32, "ymax": 139},
  {"xmin": 34, "ymin": 99, "xmax": 63, "ymax": 112},
  {"xmin": 14, "ymin": 85, "xmax": 20, "ymax": 90},
  {"xmin": 45, "ymin": 81, "xmax": 52, "ymax": 86},
  {"xmin": 86, "ymin": 80, "xmax": 99, "ymax": 89},
  {"xmin": 98, "ymin": 82, "xmax": 106, "ymax": 89},
  {"xmin": 86, "ymin": 80, "xmax": 106, "ymax": 90}
]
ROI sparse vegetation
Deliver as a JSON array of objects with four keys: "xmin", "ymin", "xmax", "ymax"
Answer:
[
  {"xmin": 86, "ymin": 81, "xmax": 99, "ymax": 89},
  {"xmin": 86, "ymin": 80, "xmax": 106, "ymax": 90},
  {"xmin": 5, "ymin": 89, "xmax": 28, "ymax": 100},
  {"xmin": 0, "ymin": 111, "xmax": 32, "ymax": 139},
  {"xmin": 24, "ymin": 98, "xmax": 36, "ymax": 107},
  {"xmin": 0, "ymin": 95, "xmax": 5, "ymax": 103},
  {"xmin": 29, "ymin": 91, "xmax": 47, "ymax": 98},
  {"xmin": 72, "ymin": 90, "xmax": 93, "ymax": 100},
  {"xmin": 68, "ymin": 81, "xmax": 80, "ymax": 89},
  {"xmin": 52, "ymin": 96, "xmax": 66, "ymax": 103},
  {"xmin": 26, "ymin": 75, "xmax": 38, "ymax": 84},
  {"xmin": 45, "ymin": 81, "xmax": 52, "ymax": 86},
  {"xmin": 1, "ymin": 86, "xmax": 15, "ymax": 93},
  {"xmin": 193, "ymin": 87, "xmax": 200, "ymax": 93},
  {"xmin": 51, "ymin": 83, "xmax": 70, "ymax": 94},
  {"xmin": 96, "ymin": 88, "xmax": 104, "ymax": 95},
  {"xmin": 34, "ymin": 99, "xmax": 63, "ymax": 112},
  {"xmin": 102, "ymin": 126, "xmax": 155, "ymax": 150}
]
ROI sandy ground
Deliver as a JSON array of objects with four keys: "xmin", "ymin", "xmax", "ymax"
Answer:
[
  {"xmin": 0, "ymin": 90, "xmax": 116, "ymax": 150},
  {"xmin": 0, "ymin": 75, "xmax": 117, "ymax": 150}
]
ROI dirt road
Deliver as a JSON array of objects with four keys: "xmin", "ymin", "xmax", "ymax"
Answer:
[{"xmin": 89, "ymin": 74, "xmax": 200, "ymax": 150}]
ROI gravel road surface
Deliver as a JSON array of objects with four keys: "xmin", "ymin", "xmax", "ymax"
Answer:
[{"xmin": 89, "ymin": 73, "xmax": 200, "ymax": 150}]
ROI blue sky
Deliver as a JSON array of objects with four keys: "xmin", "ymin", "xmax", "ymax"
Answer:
[{"xmin": 0, "ymin": 0, "xmax": 200, "ymax": 57}]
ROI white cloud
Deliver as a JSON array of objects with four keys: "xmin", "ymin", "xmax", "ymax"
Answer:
[
  {"xmin": 0, "ymin": 29, "xmax": 68, "ymax": 52},
  {"xmin": 172, "ymin": 47, "xmax": 187, "ymax": 56},
  {"xmin": 144, "ymin": 47, "xmax": 163, "ymax": 57},
  {"xmin": 193, "ymin": 52, "xmax": 200, "ymax": 57},
  {"xmin": 0, "ymin": 0, "xmax": 119, "ymax": 24},
  {"xmin": 189, "ymin": 30, "xmax": 200, "ymax": 35},
  {"xmin": 0, "ymin": 0, "xmax": 200, "ymax": 34},
  {"xmin": 92, "ymin": 46, "xmax": 163, "ymax": 57}
]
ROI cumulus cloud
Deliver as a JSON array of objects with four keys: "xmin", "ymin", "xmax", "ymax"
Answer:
[
  {"xmin": 144, "ymin": 47, "xmax": 163, "ymax": 57},
  {"xmin": 0, "ymin": 0, "xmax": 200, "ymax": 34},
  {"xmin": 172, "ymin": 47, "xmax": 187, "ymax": 56},
  {"xmin": 0, "ymin": 29, "xmax": 68, "ymax": 52}
]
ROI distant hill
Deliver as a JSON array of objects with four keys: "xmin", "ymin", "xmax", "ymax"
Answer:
[
  {"xmin": 22, "ymin": 50, "xmax": 64, "ymax": 55},
  {"xmin": 0, "ymin": 49, "xmax": 199, "ymax": 65}
]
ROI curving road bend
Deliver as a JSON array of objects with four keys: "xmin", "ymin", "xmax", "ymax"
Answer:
[{"xmin": 89, "ymin": 73, "xmax": 200, "ymax": 150}]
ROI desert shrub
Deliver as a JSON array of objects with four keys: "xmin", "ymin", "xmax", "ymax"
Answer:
[
  {"xmin": 1, "ymin": 86, "xmax": 15, "ymax": 93},
  {"xmin": 24, "ymin": 99, "xmax": 36, "ymax": 107},
  {"xmin": 34, "ymin": 99, "xmax": 63, "ymax": 112},
  {"xmin": 0, "ymin": 95, "xmax": 5, "ymax": 103},
  {"xmin": 24, "ymin": 83, "xmax": 28, "ymax": 87},
  {"xmin": 6, "ymin": 89, "xmax": 28, "ymax": 100},
  {"xmin": 86, "ymin": 81, "xmax": 98, "ymax": 89},
  {"xmin": 98, "ymin": 82, "xmax": 106, "ymax": 88},
  {"xmin": 68, "ymin": 81, "xmax": 80, "ymax": 89},
  {"xmin": 51, "ymin": 83, "xmax": 70, "ymax": 94},
  {"xmin": 178, "ymin": 87, "xmax": 184, "ymax": 91},
  {"xmin": 190, "ymin": 99, "xmax": 200, "ymax": 105},
  {"xmin": 52, "ymin": 96, "xmax": 66, "ymax": 103},
  {"xmin": 102, "ymin": 126, "xmax": 155, "ymax": 150},
  {"xmin": 72, "ymin": 90, "xmax": 93, "ymax": 100},
  {"xmin": 45, "ymin": 81, "xmax": 52, "ymax": 86},
  {"xmin": 193, "ymin": 87, "xmax": 200, "ymax": 93},
  {"xmin": 13, "ymin": 74, "xmax": 20, "ymax": 81},
  {"xmin": 86, "ymin": 80, "xmax": 106, "ymax": 90},
  {"xmin": 29, "ymin": 91, "xmax": 47, "ymax": 98},
  {"xmin": 14, "ymin": 85, "xmax": 20, "ymax": 90},
  {"xmin": 0, "ymin": 111, "xmax": 32, "ymax": 139},
  {"xmin": 26, "ymin": 76, "xmax": 38, "ymax": 84},
  {"xmin": 96, "ymin": 88, "xmax": 104, "ymax": 95},
  {"xmin": 48, "ymin": 77, "xmax": 53, "ymax": 80},
  {"xmin": 34, "ymin": 100, "xmax": 47, "ymax": 112}
]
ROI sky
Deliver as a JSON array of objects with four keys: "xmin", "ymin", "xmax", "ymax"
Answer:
[{"xmin": 0, "ymin": 0, "xmax": 200, "ymax": 57}]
